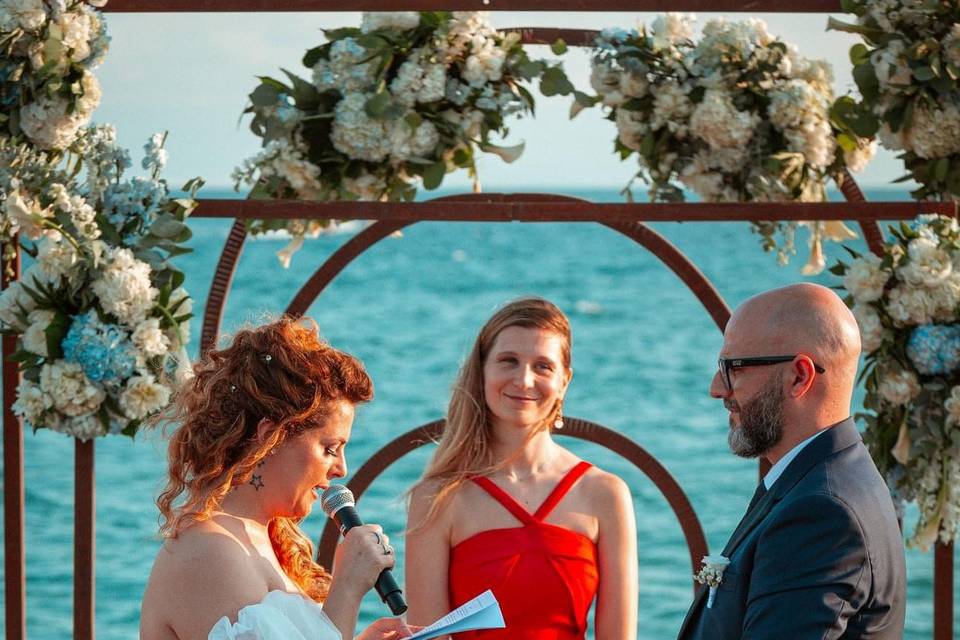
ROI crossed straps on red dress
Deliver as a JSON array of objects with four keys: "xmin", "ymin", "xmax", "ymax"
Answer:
[{"xmin": 448, "ymin": 461, "xmax": 600, "ymax": 640}]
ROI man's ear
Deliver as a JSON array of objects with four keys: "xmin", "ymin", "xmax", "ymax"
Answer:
[{"xmin": 789, "ymin": 357, "xmax": 817, "ymax": 398}]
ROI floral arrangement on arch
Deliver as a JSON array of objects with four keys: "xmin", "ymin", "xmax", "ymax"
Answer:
[
  {"xmin": 0, "ymin": 0, "xmax": 108, "ymax": 151},
  {"xmin": 0, "ymin": 126, "xmax": 200, "ymax": 440},
  {"xmin": 832, "ymin": 214, "xmax": 960, "ymax": 548},
  {"xmin": 829, "ymin": 0, "xmax": 960, "ymax": 201},
  {"xmin": 584, "ymin": 14, "xmax": 876, "ymax": 273},
  {"xmin": 233, "ymin": 11, "xmax": 572, "ymax": 267}
]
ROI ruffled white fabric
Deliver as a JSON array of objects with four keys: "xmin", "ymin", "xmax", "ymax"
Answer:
[{"xmin": 208, "ymin": 590, "xmax": 342, "ymax": 640}]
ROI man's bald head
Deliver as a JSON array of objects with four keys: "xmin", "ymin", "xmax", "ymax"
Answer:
[{"xmin": 727, "ymin": 283, "xmax": 860, "ymax": 366}]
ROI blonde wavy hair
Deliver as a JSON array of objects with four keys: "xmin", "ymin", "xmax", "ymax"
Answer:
[
  {"xmin": 410, "ymin": 297, "xmax": 571, "ymax": 529},
  {"xmin": 151, "ymin": 316, "xmax": 373, "ymax": 602}
]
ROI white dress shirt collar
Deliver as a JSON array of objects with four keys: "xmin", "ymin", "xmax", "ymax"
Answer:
[{"xmin": 763, "ymin": 429, "xmax": 827, "ymax": 490}]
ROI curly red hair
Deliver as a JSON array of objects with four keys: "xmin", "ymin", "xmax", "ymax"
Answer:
[{"xmin": 152, "ymin": 316, "xmax": 373, "ymax": 601}]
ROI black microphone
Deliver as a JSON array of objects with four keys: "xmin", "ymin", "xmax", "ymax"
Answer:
[{"xmin": 321, "ymin": 484, "xmax": 407, "ymax": 615}]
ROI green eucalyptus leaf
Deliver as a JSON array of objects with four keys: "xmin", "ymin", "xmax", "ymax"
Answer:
[
  {"xmin": 551, "ymin": 38, "xmax": 568, "ymax": 55},
  {"xmin": 364, "ymin": 92, "xmax": 392, "ymax": 118},
  {"xmin": 422, "ymin": 161, "xmax": 446, "ymax": 190},
  {"xmin": 44, "ymin": 311, "xmax": 71, "ymax": 360},
  {"xmin": 250, "ymin": 83, "xmax": 281, "ymax": 108}
]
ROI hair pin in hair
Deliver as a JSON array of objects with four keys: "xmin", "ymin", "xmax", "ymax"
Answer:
[
  {"xmin": 262, "ymin": 354, "xmax": 272, "ymax": 363},
  {"xmin": 229, "ymin": 384, "xmax": 237, "ymax": 392}
]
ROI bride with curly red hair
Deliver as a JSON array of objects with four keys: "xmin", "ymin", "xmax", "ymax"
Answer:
[{"xmin": 140, "ymin": 317, "xmax": 414, "ymax": 640}]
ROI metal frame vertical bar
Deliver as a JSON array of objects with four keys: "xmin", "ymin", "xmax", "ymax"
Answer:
[
  {"xmin": 935, "ymin": 541, "xmax": 954, "ymax": 640},
  {"xmin": 74, "ymin": 439, "xmax": 95, "ymax": 639},
  {"xmin": 2, "ymin": 245, "xmax": 25, "ymax": 640}
]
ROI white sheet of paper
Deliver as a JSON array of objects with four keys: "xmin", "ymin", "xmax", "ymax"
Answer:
[{"xmin": 407, "ymin": 590, "xmax": 505, "ymax": 640}]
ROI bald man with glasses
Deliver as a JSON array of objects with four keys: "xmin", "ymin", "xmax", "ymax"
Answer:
[{"xmin": 678, "ymin": 283, "xmax": 905, "ymax": 640}]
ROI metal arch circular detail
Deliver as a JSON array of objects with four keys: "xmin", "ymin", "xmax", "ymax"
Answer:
[
  {"xmin": 283, "ymin": 193, "xmax": 732, "ymax": 329},
  {"xmin": 200, "ymin": 219, "xmax": 249, "ymax": 354},
  {"xmin": 316, "ymin": 417, "xmax": 708, "ymax": 594}
]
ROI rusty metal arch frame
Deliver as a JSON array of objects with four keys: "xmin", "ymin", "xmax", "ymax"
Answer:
[{"xmin": 315, "ymin": 418, "xmax": 709, "ymax": 595}]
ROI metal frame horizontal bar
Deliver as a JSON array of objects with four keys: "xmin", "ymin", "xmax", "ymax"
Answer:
[
  {"xmin": 192, "ymin": 197, "xmax": 955, "ymax": 222},
  {"xmin": 102, "ymin": 0, "xmax": 840, "ymax": 12}
]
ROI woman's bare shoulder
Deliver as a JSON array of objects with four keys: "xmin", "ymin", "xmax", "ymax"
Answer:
[
  {"xmin": 578, "ymin": 464, "xmax": 633, "ymax": 510},
  {"xmin": 141, "ymin": 520, "xmax": 268, "ymax": 640}
]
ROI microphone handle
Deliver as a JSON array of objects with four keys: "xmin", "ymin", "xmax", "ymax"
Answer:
[{"xmin": 333, "ymin": 508, "xmax": 408, "ymax": 615}]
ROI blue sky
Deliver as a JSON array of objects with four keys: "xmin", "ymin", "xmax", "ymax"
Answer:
[{"xmin": 95, "ymin": 11, "xmax": 907, "ymax": 193}]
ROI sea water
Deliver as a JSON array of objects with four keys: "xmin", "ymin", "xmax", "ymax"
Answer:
[{"xmin": 1, "ymin": 186, "xmax": 957, "ymax": 638}]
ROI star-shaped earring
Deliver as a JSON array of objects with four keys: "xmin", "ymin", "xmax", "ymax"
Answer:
[{"xmin": 250, "ymin": 475, "xmax": 265, "ymax": 491}]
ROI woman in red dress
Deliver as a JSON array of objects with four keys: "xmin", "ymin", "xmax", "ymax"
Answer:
[{"xmin": 406, "ymin": 298, "xmax": 638, "ymax": 639}]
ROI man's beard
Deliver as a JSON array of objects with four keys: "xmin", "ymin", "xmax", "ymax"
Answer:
[{"xmin": 727, "ymin": 378, "xmax": 784, "ymax": 458}]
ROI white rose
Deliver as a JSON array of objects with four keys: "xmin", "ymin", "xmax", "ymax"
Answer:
[
  {"xmin": 119, "ymin": 374, "xmax": 171, "ymax": 420},
  {"xmin": 852, "ymin": 303, "xmax": 884, "ymax": 353},
  {"xmin": 843, "ymin": 254, "xmax": 889, "ymax": 303},
  {"xmin": 19, "ymin": 96, "xmax": 87, "ymax": 150},
  {"xmin": 878, "ymin": 369, "xmax": 921, "ymax": 406},
  {"xmin": 132, "ymin": 318, "xmax": 170, "ymax": 359}
]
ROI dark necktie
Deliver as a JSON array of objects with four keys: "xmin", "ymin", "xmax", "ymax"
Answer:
[{"xmin": 746, "ymin": 481, "xmax": 767, "ymax": 513}]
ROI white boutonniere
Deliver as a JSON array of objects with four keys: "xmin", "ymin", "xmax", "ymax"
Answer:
[{"xmin": 694, "ymin": 554, "xmax": 730, "ymax": 609}]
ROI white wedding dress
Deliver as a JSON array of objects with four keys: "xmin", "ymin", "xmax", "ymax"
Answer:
[{"xmin": 208, "ymin": 590, "xmax": 342, "ymax": 640}]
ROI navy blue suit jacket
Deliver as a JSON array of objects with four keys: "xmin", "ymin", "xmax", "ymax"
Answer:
[{"xmin": 677, "ymin": 419, "xmax": 905, "ymax": 639}]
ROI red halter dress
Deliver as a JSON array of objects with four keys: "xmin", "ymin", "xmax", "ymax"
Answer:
[{"xmin": 447, "ymin": 461, "xmax": 599, "ymax": 639}]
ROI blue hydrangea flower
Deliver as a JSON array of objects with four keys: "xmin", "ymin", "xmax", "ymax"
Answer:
[
  {"xmin": 62, "ymin": 311, "xmax": 137, "ymax": 384},
  {"xmin": 906, "ymin": 324, "xmax": 960, "ymax": 375}
]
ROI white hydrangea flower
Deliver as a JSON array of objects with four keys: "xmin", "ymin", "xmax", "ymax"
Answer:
[
  {"xmin": 360, "ymin": 11, "xmax": 420, "ymax": 33},
  {"xmin": 58, "ymin": 413, "xmax": 105, "ymax": 441},
  {"xmin": 616, "ymin": 108, "xmax": 648, "ymax": 151},
  {"xmin": 91, "ymin": 246, "xmax": 158, "ymax": 326},
  {"xmin": 39, "ymin": 360, "xmax": 106, "ymax": 417},
  {"xmin": 946, "ymin": 386, "xmax": 960, "ymax": 428},
  {"xmin": 905, "ymin": 101, "xmax": 960, "ymax": 160},
  {"xmin": 590, "ymin": 61, "xmax": 624, "ymax": 107},
  {"xmin": 618, "ymin": 70, "xmax": 648, "ymax": 98},
  {"xmin": 842, "ymin": 254, "xmax": 889, "ymax": 303},
  {"xmin": 944, "ymin": 25, "xmax": 960, "ymax": 68},
  {"xmin": 12, "ymin": 379, "xmax": 49, "ymax": 425},
  {"xmin": 878, "ymin": 368, "xmax": 921, "ymax": 406},
  {"xmin": 22, "ymin": 309, "xmax": 55, "ymax": 357},
  {"xmin": 58, "ymin": 8, "xmax": 94, "ymax": 62},
  {"xmin": 871, "ymin": 40, "xmax": 911, "ymax": 88},
  {"xmin": 330, "ymin": 92, "xmax": 390, "ymax": 162},
  {"xmin": 897, "ymin": 237, "xmax": 952, "ymax": 288},
  {"xmin": 19, "ymin": 96, "xmax": 88, "ymax": 150},
  {"xmin": 650, "ymin": 12, "xmax": 694, "ymax": 51},
  {"xmin": 852, "ymin": 303, "xmax": 884, "ymax": 353},
  {"xmin": 767, "ymin": 80, "xmax": 835, "ymax": 168},
  {"xmin": 886, "ymin": 283, "xmax": 937, "ymax": 326},
  {"xmin": 132, "ymin": 318, "xmax": 170, "ymax": 360},
  {"xmin": 419, "ymin": 64, "xmax": 446, "ymax": 103},
  {"xmin": 462, "ymin": 39, "xmax": 505, "ymax": 87},
  {"xmin": 1, "ymin": 0, "xmax": 46, "ymax": 31},
  {"xmin": 119, "ymin": 374, "xmax": 171, "ymax": 420},
  {"xmin": 388, "ymin": 119, "xmax": 439, "ymax": 161},
  {"xmin": 689, "ymin": 89, "xmax": 760, "ymax": 150},
  {"xmin": 650, "ymin": 84, "xmax": 692, "ymax": 136}
]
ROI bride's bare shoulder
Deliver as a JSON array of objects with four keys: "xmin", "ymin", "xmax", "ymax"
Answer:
[{"xmin": 140, "ymin": 519, "xmax": 267, "ymax": 640}]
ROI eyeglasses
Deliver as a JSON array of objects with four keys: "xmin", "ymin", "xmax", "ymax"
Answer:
[{"xmin": 717, "ymin": 355, "xmax": 826, "ymax": 392}]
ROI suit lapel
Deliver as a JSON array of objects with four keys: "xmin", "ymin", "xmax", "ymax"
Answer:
[
  {"xmin": 677, "ymin": 584, "xmax": 708, "ymax": 639},
  {"xmin": 723, "ymin": 418, "xmax": 860, "ymax": 557}
]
